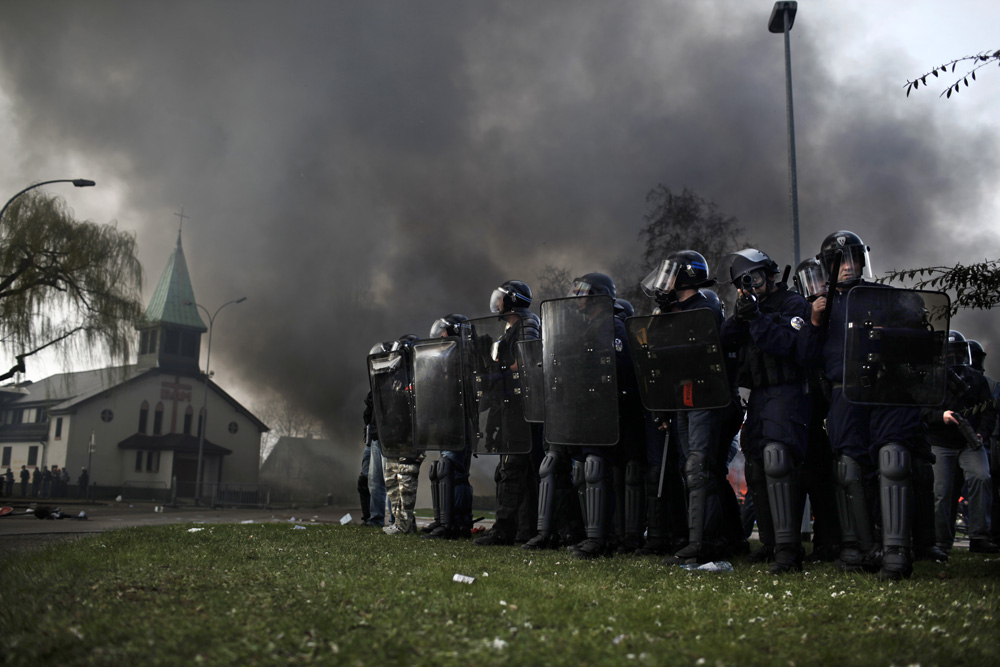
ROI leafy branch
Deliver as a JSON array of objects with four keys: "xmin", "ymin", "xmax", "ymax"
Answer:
[
  {"xmin": 877, "ymin": 259, "xmax": 1000, "ymax": 315},
  {"xmin": 905, "ymin": 50, "xmax": 1000, "ymax": 98}
]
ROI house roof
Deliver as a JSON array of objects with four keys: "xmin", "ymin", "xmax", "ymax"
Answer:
[
  {"xmin": 142, "ymin": 233, "xmax": 207, "ymax": 331},
  {"xmin": 0, "ymin": 366, "xmax": 268, "ymax": 432},
  {"xmin": 118, "ymin": 433, "xmax": 232, "ymax": 455}
]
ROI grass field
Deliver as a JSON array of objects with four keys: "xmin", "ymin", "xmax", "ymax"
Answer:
[{"xmin": 1, "ymin": 522, "xmax": 997, "ymax": 666}]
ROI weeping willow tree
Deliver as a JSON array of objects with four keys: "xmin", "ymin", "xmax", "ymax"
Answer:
[{"xmin": 0, "ymin": 191, "xmax": 144, "ymax": 382}]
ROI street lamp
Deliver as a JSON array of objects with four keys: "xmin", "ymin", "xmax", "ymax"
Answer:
[
  {"xmin": 187, "ymin": 297, "xmax": 247, "ymax": 505},
  {"xmin": 769, "ymin": 1, "xmax": 800, "ymax": 267},
  {"xmin": 0, "ymin": 179, "xmax": 96, "ymax": 224}
]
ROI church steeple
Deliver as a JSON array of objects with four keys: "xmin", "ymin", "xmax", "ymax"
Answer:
[{"xmin": 136, "ymin": 232, "xmax": 207, "ymax": 372}]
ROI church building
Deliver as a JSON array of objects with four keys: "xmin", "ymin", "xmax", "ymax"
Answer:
[{"xmin": 0, "ymin": 233, "xmax": 267, "ymax": 499}]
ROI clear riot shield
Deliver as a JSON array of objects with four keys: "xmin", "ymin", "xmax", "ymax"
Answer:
[
  {"xmin": 541, "ymin": 295, "xmax": 619, "ymax": 446},
  {"xmin": 411, "ymin": 336, "xmax": 471, "ymax": 452},
  {"xmin": 367, "ymin": 348, "xmax": 415, "ymax": 457},
  {"xmin": 625, "ymin": 309, "xmax": 731, "ymax": 411},
  {"xmin": 464, "ymin": 315, "xmax": 533, "ymax": 454},
  {"xmin": 843, "ymin": 286, "xmax": 949, "ymax": 406},
  {"xmin": 515, "ymin": 339, "xmax": 544, "ymax": 423}
]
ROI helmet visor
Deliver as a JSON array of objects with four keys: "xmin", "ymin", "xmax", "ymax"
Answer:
[
  {"xmin": 794, "ymin": 262, "xmax": 829, "ymax": 301},
  {"xmin": 489, "ymin": 287, "xmax": 509, "ymax": 314},
  {"xmin": 822, "ymin": 245, "xmax": 873, "ymax": 284},
  {"xmin": 640, "ymin": 259, "xmax": 681, "ymax": 297},
  {"xmin": 429, "ymin": 318, "xmax": 450, "ymax": 338},
  {"xmin": 947, "ymin": 341, "xmax": 972, "ymax": 367},
  {"xmin": 568, "ymin": 279, "xmax": 597, "ymax": 297}
]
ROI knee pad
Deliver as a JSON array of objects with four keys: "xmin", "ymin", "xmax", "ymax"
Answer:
[
  {"xmin": 763, "ymin": 442, "xmax": 794, "ymax": 478},
  {"xmin": 836, "ymin": 454, "xmax": 864, "ymax": 487},
  {"xmin": 626, "ymin": 460, "xmax": 645, "ymax": 486},
  {"xmin": 585, "ymin": 455, "xmax": 608, "ymax": 485},
  {"xmin": 684, "ymin": 450, "xmax": 709, "ymax": 490},
  {"xmin": 571, "ymin": 459, "xmax": 585, "ymax": 489},
  {"xmin": 878, "ymin": 444, "xmax": 910, "ymax": 481},
  {"xmin": 437, "ymin": 456, "xmax": 453, "ymax": 480},
  {"xmin": 428, "ymin": 460, "xmax": 440, "ymax": 482},
  {"xmin": 539, "ymin": 451, "xmax": 562, "ymax": 478}
]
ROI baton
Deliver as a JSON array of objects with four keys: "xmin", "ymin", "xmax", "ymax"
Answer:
[
  {"xmin": 657, "ymin": 425, "xmax": 670, "ymax": 498},
  {"xmin": 820, "ymin": 251, "xmax": 842, "ymax": 329}
]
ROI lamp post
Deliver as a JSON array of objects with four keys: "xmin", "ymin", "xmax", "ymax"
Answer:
[
  {"xmin": 768, "ymin": 1, "xmax": 800, "ymax": 267},
  {"xmin": 187, "ymin": 297, "xmax": 247, "ymax": 505},
  {"xmin": 0, "ymin": 179, "xmax": 96, "ymax": 224}
]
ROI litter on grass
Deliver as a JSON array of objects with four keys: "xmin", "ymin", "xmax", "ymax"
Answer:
[
  {"xmin": 339, "ymin": 513, "xmax": 352, "ymax": 525},
  {"xmin": 680, "ymin": 561, "xmax": 734, "ymax": 572},
  {"xmin": 452, "ymin": 574, "xmax": 475, "ymax": 584}
]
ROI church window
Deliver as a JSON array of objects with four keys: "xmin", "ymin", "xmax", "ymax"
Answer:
[
  {"xmin": 146, "ymin": 451, "xmax": 160, "ymax": 473},
  {"xmin": 55, "ymin": 417, "xmax": 63, "ymax": 439},
  {"xmin": 135, "ymin": 451, "xmax": 143, "ymax": 472},
  {"xmin": 28, "ymin": 446, "xmax": 38, "ymax": 466},
  {"xmin": 138, "ymin": 401, "xmax": 149, "ymax": 434},
  {"xmin": 36, "ymin": 408, "xmax": 47, "ymax": 423},
  {"xmin": 183, "ymin": 406, "xmax": 193, "ymax": 435},
  {"xmin": 153, "ymin": 402, "xmax": 164, "ymax": 435},
  {"xmin": 2, "ymin": 446, "xmax": 11, "ymax": 466}
]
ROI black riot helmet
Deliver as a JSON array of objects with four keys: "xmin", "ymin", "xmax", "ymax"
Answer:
[
  {"xmin": 728, "ymin": 248, "xmax": 779, "ymax": 290},
  {"xmin": 947, "ymin": 330, "xmax": 972, "ymax": 367},
  {"xmin": 368, "ymin": 341, "xmax": 394, "ymax": 356},
  {"xmin": 968, "ymin": 340, "xmax": 986, "ymax": 371},
  {"xmin": 818, "ymin": 230, "xmax": 872, "ymax": 286},
  {"xmin": 613, "ymin": 298, "xmax": 634, "ymax": 320},
  {"xmin": 429, "ymin": 313, "xmax": 469, "ymax": 338},
  {"xmin": 569, "ymin": 272, "xmax": 616, "ymax": 298},
  {"xmin": 640, "ymin": 250, "xmax": 715, "ymax": 298},
  {"xmin": 490, "ymin": 280, "xmax": 532, "ymax": 314},
  {"xmin": 392, "ymin": 334, "xmax": 420, "ymax": 352},
  {"xmin": 700, "ymin": 289, "xmax": 726, "ymax": 319},
  {"xmin": 793, "ymin": 256, "xmax": 828, "ymax": 301}
]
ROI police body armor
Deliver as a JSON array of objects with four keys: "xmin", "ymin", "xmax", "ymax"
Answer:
[
  {"xmin": 843, "ymin": 286, "xmax": 949, "ymax": 406},
  {"xmin": 465, "ymin": 315, "xmax": 533, "ymax": 454},
  {"xmin": 625, "ymin": 308, "xmax": 731, "ymax": 411},
  {"xmin": 540, "ymin": 295, "xmax": 619, "ymax": 446}
]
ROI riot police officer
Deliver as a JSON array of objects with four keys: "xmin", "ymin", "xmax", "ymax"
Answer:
[
  {"xmin": 423, "ymin": 314, "xmax": 476, "ymax": 540},
  {"xmin": 562, "ymin": 272, "xmax": 636, "ymax": 559},
  {"xmin": 641, "ymin": 250, "xmax": 731, "ymax": 564},
  {"xmin": 474, "ymin": 281, "xmax": 543, "ymax": 546},
  {"xmin": 720, "ymin": 248, "xmax": 817, "ymax": 573},
  {"xmin": 923, "ymin": 330, "xmax": 998, "ymax": 554},
  {"xmin": 810, "ymin": 230, "xmax": 921, "ymax": 580}
]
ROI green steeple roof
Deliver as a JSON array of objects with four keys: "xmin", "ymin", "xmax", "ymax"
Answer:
[{"xmin": 143, "ymin": 233, "xmax": 208, "ymax": 331}]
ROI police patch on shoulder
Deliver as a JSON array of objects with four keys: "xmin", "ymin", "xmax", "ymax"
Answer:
[
  {"xmin": 615, "ymin": 338, "xmax": 623, "ymax": 352},
  {"xmin": 790, "ymin": 316, "xmax": 805, "ymax": 331}
]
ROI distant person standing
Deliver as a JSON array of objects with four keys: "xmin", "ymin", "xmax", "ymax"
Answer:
[
  {"xmin": 32, "ymin": 466, "xmax": 41, "ymax": 497},
  {"xmin": 4, "ymin": 468, "xmax": 14, "ymax": 496},
  {"xmin": 77, "ymin": 468, "xmax": 90, "ymax": 499},
  {"xmin": 41, "ymin": 466, "xmax": 52, "ymax": 498},
  {"xmin": 19, "ymin": 466, "xmax": 29, "ymax": 497}
]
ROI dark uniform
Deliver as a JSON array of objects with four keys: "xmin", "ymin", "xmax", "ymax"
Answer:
[{"xmin": 720, "ymin": 248, "xmax": 818, "ymax": 573}]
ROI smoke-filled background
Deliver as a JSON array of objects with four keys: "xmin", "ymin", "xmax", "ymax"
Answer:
[{"xmin": 1, "ymin": 1, "xmax": 998, "ymax": 455}]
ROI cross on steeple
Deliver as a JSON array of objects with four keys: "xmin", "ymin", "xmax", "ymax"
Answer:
[{"xmin": 174, "ymin": 206, "xmax": 191, "ymax": 235}]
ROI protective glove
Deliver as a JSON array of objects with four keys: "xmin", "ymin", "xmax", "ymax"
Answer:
[{"xmin": 736, "ymin": 292, "xmax": 759, "ymax": 321}]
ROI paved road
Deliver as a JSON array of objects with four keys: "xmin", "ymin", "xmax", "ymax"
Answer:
[{"xmin": 0, "ymin": 501, "xmax": 364, "ymax": 555}]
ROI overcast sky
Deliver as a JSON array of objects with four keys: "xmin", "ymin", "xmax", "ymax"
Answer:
[{"xmin": 1, "ymin": 1, "xmax": 997, "ymax": 442}]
